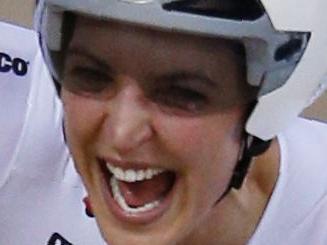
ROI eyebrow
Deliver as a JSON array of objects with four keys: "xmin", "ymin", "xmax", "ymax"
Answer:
[
  {"xmin": 66, "ymin": 46, "xmax": 113, "ymax": 73},
  {"xmin": 157, "ymin": 71, "xmax": 217, "ymax": 89},
  {"xmin": 66, "ymin": 46, "xmax": 218, "ymax": 89}
]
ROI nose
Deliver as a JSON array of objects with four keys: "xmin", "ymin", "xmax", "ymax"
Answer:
[{"xmin": 103, "ymin": 80, "xmax": 153, "ymax": 155}]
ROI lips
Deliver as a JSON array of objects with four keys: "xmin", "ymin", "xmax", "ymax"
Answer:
[{"xmin": 99, "ymin": 158, "xmax": 177, "ymax": 224}]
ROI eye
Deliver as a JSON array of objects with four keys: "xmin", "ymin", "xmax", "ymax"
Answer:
[
  {"xmin": 151, "ymin": 83, "xmax": 208, "ymax": 113},
  {"xmin": 62, "ymin": 65, "xmax": 114, "ymax": 97}
]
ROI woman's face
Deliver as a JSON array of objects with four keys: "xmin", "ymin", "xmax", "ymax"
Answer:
[{"xmin": 61, "ymin": 17, "xmax": 255, "ymax": 245}]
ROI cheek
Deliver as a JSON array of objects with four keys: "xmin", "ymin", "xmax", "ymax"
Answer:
[
  {"xmin": 155, "ymin": 108, "xmax": 245, "ymax": 174},
  {"xmin": 154, "ymin": 109, "xmax": 246, "ymax": 217},
  {"xmin": 61, "ymin": 91, "xmax": 105, "ymax": 163}
]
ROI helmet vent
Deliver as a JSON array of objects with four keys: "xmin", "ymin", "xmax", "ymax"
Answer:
[
  {"xmin": 274, "ymin": 34, "xmax": 310, "ymax": 62},
  {"xmin": 162, "ymin": 0, "xmax": 265, "ymax": 21}
]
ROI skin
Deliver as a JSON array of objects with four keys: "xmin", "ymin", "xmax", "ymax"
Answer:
[{"xmin": 61, "ymin": 16, "xmax": 279, "ymax": 245}]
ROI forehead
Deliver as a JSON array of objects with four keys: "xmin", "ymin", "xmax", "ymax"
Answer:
[
  {"xmin": 69, "ymin": 16, "xmax": 244, "ymax": 79},
  {"xmin": 71, "ymin": 15, "xmax": 242, "ymax": 59}
]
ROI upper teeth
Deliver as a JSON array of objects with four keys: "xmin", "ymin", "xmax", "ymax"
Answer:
[{"xmin": 106, "ymin": 163, "xmax": 165, "ymax": 183}]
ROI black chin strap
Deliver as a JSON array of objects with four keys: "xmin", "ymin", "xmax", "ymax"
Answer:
[{"xmin": 215, "ymin": 135, "xmax": 272, "ymax": 204}]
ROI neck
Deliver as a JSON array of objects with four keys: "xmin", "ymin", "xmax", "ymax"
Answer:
[{"xmin": 179, "ymin": 138, "xmax": 280, "ymax": 245}]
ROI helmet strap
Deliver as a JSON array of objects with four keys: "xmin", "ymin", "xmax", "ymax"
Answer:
[{"xmin": 215, "ymin": 134, "xmax": 271, "ymax": 204}]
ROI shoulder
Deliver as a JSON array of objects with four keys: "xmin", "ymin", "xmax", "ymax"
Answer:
[
  {"xmin": 279, "ymin": 117, "xmax": 327, "ymax": 154},
  {"xmin": 248, "ymin": 118, "xmax": 327, "ymax": 244},
  {"xmin": 0, "ymin": 21, "xmax": 64, "ymax": 185},
  {"xmin": 0, "ymin": 21, "xmax": 37, "ymax": 44},
  {"xmin": 0, "ymin": 21, "xmax": 33, "ymax": 33},
  {"xmin": 0, "ymin": 21, "xmax": 45, "ymax": 84},
  {"xmin": 0, "ymin": 21, "xmax": 39, "ymax": 57},
  {"xmin": 277, "ymin": 117, "xmax": 327, "ymax": 213},
  {"xmin": 292, "ymin": 117, "xmax": 327, "ymax": 133},
  {"xmin": 0, "ymin": 21, "xmax": 42, "ymax": 87},
  {"xmin": 278, "ymin": 117, "xmax": 327, "ymax": 181}
]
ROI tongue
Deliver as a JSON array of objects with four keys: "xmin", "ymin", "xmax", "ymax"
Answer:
[{"xmin": 118, "ymin": 172, "xmax": 175, "ymax": 207}]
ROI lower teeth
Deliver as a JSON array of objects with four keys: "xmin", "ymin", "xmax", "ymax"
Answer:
[{"xmin": 110, "ymin": 177, "xmax": 160, "ymax": 214}]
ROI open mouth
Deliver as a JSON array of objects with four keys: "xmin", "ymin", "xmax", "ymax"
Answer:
[{"xmin": 100, "ymin": 159, "xmax": 177, "ymax": 223}]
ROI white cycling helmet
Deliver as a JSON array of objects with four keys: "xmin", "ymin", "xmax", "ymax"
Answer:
[{"xmin": 35, "ymin": 0, "xmax": 327, "ymax": 141}]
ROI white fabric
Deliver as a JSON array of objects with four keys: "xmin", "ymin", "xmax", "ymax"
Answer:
[
  {"xmin": 0, "ymin": 22, "xmax": 105, "ymax": 244},
  {"xmin": 249, "ymin": 118, "xmax": 327, "ymax": 245}
]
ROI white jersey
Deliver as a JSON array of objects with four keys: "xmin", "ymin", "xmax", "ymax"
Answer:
[
  {"xmin": 249, "ymin": 118, "xmax": 327, "ymax": 245},
  {"xmin": 0, "ymin": 22, "xmax": 105, "ymax": 244}
]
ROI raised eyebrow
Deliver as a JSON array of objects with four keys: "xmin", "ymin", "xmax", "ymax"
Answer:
[{"xmin": 66, "ymin": 46, "xmax": 113, "ymax": 73}]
